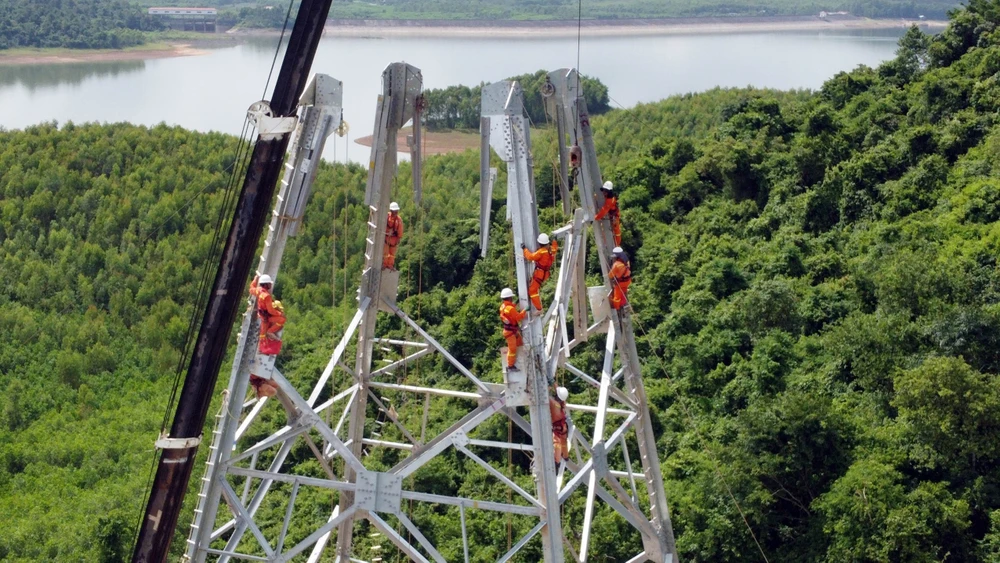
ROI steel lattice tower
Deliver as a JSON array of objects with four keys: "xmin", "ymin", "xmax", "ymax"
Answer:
[{"xmin": 186, "ymin": 64, "xmax": 676, "ymax": 563}]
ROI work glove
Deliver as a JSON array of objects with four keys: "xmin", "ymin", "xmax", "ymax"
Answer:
[
  {"xmin": 266, "ymin": 332, "xmax": 281, "ymax": 341},
  {"xmin": 521, "ymin": 243, "xmax": 527, "ymax": 249}
]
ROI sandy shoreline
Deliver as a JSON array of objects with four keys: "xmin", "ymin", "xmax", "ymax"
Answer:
[
  {"xmin": 0, "ymin": 17, "xmax": 947, "ymax": 66},
  {"xmin": 0, "ymin": 43, "xmax": 208, "ymax": 66},
  {"xmin": 321, "ymin": 16, "xmax": 947, "ymax": 39}
]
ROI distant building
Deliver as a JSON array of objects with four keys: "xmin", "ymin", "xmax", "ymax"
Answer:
[{"xmin": 148, "ymin": 7, "xmax": 218, "ymax": 32}]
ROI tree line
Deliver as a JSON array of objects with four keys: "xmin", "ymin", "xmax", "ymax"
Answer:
[
  {"xmin": 423, "ymin": 70, "xmax": 611, "ymax": 130},
  {"xmin": 0, "ymin": 0, "xmax": 164, "ymax": 50},
  {"xmin": 5, "ymin": 0, "xmax": 1000, "ymax": 559}
]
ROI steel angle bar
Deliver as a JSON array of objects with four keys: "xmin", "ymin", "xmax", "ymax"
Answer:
[
  {"xmin": 362, "ymin": 438, "xmax": 413, "ymax": 450},
  {"xmin": 455, "ymin": 444, "xmax": 541, "ymax": 508},
  {"xmin": 219, "ymin": 480, "xmax": 275, "ymax": 560},
  {"xmin": 368, "ymin": 381, "xmax": 481, "ymax": 401},
  {"xmin": 468, "ymin": 438, "xmax": 535, "ymax": 452},
  {"xmin": 371, "ymin": 347, "xmax": 435, "ymax": 378},
  {"xmin": 235, "ymin": 397, "xmax": 269, "ymax": 441},
  {"xmin": 397, "ymin": 512, "xmax": 447, "ymax": 563},
  {"xmin": 276, "ymin": 481, "xmax": 299, "ymax": 554},
  {"xmin": 625, "ymin": 551, "xmax": 658, "ymax": 563},
  {"xmin": 215, "ymin": 439, "xmax": 296, "ymax": 547},
  {"xmin": 387, "ymin": 302, "xmax": 489, "ymax": 393},
  {"xmin": 401, "ymin": 490, "xmax": 540, "ymax": 516},
  {"xmin": 333, "ymin": 386, "xmax": 358, "ymax": 436},
  {"xmin": 390, "ymin": 399, "xmax": 506, "ymax": 479},
  {"xmin": 305, "ymin": 506, "xmax": 339, "ymax": 563},
  {"xmin": 563, "ymin": 362, "xmax": 637, "ymax": 410},
  {"xmin": 591, "ymin": 481, "xmax": 655, "ymax": 539},
  {"xmin": 308, "ymin": 300, "xmax": 368, "ymax": 406},
  {"xmin": 367, "ymin": 389, "xmax": 421, "ymax": 446},
  {"xmin": 228, "ymin": 423, "xmax": 310, "ymax": 465},
  {"xmin": 502, "ymin": 407, "xmax": 532, "ymax": 435},
  {"xmin": 497, "ymin": 521, "xmax": 545, "ymax": 563},
  {"xmin": 372, "ymin": 338, "xmax": 429, "ymax": 347},
  {"xmin": 459, "ymin": 504, "xmax": 470, "ymax": 563},
  {"xmin": 336, "ymin": 361, "xmax": 357, "ymax": 378},
  {"xmin": 559, "ymin": 459, "xmax": 594, "ymax": 503},
  {"xmin": 367, "ymin": 512, "xmax": 431, "ymax": 563},
  {"xmin": 273, "ymin": 505, "xmax": 358, "ymax": 563},
  {"xmin": 203, "ymin": 547, "xmax": 268, "ymax": 562},
  {"xmin": 269, "ymin": 370, "xmax": 365, "ymax": 473},
  {"xmin": 226, "ymin": 467, "xmax": 355, "ymax": 493},
  {"xmin": 567, "ymin": 403, "xmax": 633, "ymax": 416}
]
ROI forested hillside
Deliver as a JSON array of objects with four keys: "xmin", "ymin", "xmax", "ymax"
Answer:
[
  {"xmin": 5, "ymin": 0, "xmax": 1000, "ymax": 560},
  {"xmin": 0, "ymin": 0, "xmax": 164, "ymax": 50}
]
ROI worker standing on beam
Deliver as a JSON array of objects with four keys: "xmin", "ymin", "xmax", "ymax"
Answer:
[
  {"xmin": 383, "ymin": 201, "xmax": 404, "ymax": 270},
  {"xmin": 608, "ymin": 246, "xmax": 632, "ymax": 311},
  {"xmin": 594, "ymin": 180, "xmax": 622, "ymax": 246},
  {"xmin": 550, "ymin": 386, "xmax": 570, "ymax": 468},
  {"xmin": 500, "ymin": 287, "xmax": 527, "ymax": 372},
  {"xmin": 249, "ymin": 274, "xmax": 286, "ymax": 398},
  {"xmin": 522, "ymin": 233, "xmax": 559, "ymax": 311}
]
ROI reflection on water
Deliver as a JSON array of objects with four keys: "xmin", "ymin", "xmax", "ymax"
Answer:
[
  {"xmin": 0, "ymin": 28, "xmax": 913, "ymax": 162},
  {"xmin": 0, "ymin": 60, "xmax": 145, "ymax": 92}
]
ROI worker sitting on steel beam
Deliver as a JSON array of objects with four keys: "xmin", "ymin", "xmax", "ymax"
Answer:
[
  {"xmin": 522, "ymin": 233, "xmax": 559, "ymax": 311},
  {"xmin": 249, "ymin": 273, "xmax": 285, "ymax": 398},
  {"xmin": 594, "ymin": 180, "xmax": 622, "ymax": 246},
  {"xmin": 608, "ymin": 247, "xmax": 632, "ymax": 311},
  {"xmin": 383, "ymin": 201, "xmax": 404, "ymax": 270},
  {"xmin": 550, "ymin": 386, "xmax": 570, "ymax": 467},
  {"xmin": 500, "ymin": 287, "xmax": 527, "ymax": 372}
]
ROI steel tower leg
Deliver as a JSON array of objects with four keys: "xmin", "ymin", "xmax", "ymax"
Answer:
[{"xmin": 184, "ymin": 74, "xmax": 343, "ymax": 563}]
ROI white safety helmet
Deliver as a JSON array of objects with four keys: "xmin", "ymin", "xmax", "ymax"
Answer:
[
  {"xmin": 602, "ymin": 181, "xmax": 614, "ymax": 192},
  {"xmin": 612, "ymin": 246, "xmax": 624, "ymax": 254},
  {"xmin": 556, "ymin": 386, "xmax": 569, "ymax": 401},
  {"xmin": 389, "ymin": 202, "xmax": 400, "ymax": 212},
  {"xmin": 537, "ymin": 233, "xmax": 550, "ymax": 245},
  {"xmin": 500, "ymin": 287, "xmax": 515, "ymax": 300},
  {"xmin": 258, "ymin": 274, "xmax": 274, "ymax": 286}
]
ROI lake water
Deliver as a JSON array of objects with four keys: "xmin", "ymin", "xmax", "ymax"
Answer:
[{"xmin": 0, "ymin": 29, "xmax": 908, "ymax": 162}]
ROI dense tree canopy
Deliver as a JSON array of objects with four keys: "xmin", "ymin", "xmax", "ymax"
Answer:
[
  {"xmin": 5, "ymin": 0, "xmax": 1000, "ymax": 560},
  {"xmin": 0, "ymin": 0, "xmax": 164, "ymax": 50}
]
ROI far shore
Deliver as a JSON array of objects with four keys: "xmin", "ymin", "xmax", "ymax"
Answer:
[{"xmin": 0, "ymin": 16, "xmax": 947, "ymax": 66}]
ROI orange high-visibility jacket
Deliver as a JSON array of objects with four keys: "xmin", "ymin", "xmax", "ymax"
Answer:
[
  {"xmin": 523, "ymin": 240, "xmax": 559, "ymax": 274},
  {"xmin": 549, "ymin": 397, "xmax": 568, "ymax": 437},
  {"xmin": 500, "ymin": 300, "xmax": 526, "ymax": 335},
  {"xmin": 250, "ymin": 278, "xmax": 286, "ymax": 335},
  {"xmin": 594, "ymin": 195, "xmax": 620, "ymax": 224},
  {"xmin": 385, "ymin": 213, "xmax": 404, "ymax": 246},
  {"xmin": 609, "ymin": 259, "xmax": 631, "ymax": 285}
]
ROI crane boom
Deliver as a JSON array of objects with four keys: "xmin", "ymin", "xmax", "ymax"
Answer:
[{"xmin": 130, "ymin": 2, "xmax": 334, "ymax": 561}]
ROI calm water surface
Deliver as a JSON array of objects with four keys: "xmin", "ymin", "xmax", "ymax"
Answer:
[{"xmin": 0, "ymin": 29, "xmax": 907, "ymax": 161}]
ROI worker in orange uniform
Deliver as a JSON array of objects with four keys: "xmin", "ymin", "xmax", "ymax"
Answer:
[
  {"xmin": 383, "ymin": 202, "xmax": 403, "ymax": 270},
  {"xmin": 550, "ymin": 386, "xmax": 570, "ymax": 467},
  {"xmin": 608, "ymin": 246, "xmax": 632, "ymax": 311},
  {"xmin": 499, "ymin": 287, "xmax": 527, "ymax": 372},
  {"xmin": 249, "ymin": 273, "xmax": 286, "ymax": 398},
  {"xmin": 522, "ymin": 233, "xmax": 558, "ymax": 311},
  {"xmin": 594, "ymin": 180, "xmax": 621, "ymax": 246}
]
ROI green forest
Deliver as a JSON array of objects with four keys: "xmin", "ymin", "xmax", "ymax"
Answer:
[
  {"xmin": 5, "ymin": 0, "xmax": 1000, "ymax": 560},
  {"xmin": 0, "ymin": 0, "xmax": 164, "ymax": 50}
]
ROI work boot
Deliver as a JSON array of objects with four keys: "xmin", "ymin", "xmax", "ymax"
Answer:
[{"xmin": 507, "ymin": 364, "xmax": 519, "ymax": 372}]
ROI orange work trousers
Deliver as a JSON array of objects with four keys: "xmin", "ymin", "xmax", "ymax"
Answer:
[
  {"xmin": 610, "ymin": 281, "xmax": 631, "ymax": 310},
  {"xmin": 528, "ymin": 269, "xmax": 551, "ymax": 311},
  {"xmin": 553, "ymin": 431, "xmax": 569, "ymax": 464},
  {"xmin": 504, "ymin": 330, "xmax": 523, "ymax": 368},
  {"xmin": 383, "ymin": 244, "xmax": 398, "ymax": 269}
]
